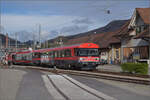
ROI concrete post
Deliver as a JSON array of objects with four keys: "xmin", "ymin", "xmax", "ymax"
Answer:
[
  {"xmin": 112, "ymin": 45, "xmax": 114, "ymax": 64},
  {"xmin": 147, "ymin": 60, "xmax": 150, "ymax": 75},
  {"xmin": 121, "ymin": 42, "xmax": 124, "ymax": 64},
  {"xmin": 148, "ymin": 25, "xmax": 150, "ymax": 74},
  {"xmin": 149, "ymin": 39, "xmax": 150, "ymax": 69},
  {"xmin": 148, "ymin": 24, "xmax": 150, "ymax": 74}
]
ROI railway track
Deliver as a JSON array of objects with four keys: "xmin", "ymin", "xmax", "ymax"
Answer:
[
  {"xmin": 47, "ymin": 75, "xmax": 70, "ymax": 100},
  {"xmin": 57, "ymin": 70, "xmax": 150, "ymax": 85},
  {"xmin": 5, "ymin": 65, "xmax": 150, "ymax": 85},
  {"xmin": 22, "ymin": 66, "xmax": 150, "ymax": 85},
  {"xmin": 92, "ymin": 70, "xmax": 150, "ymax": 78},
  {"xmin": 43, "ymin": 74, "xmax": 116, "ymax": 100}
]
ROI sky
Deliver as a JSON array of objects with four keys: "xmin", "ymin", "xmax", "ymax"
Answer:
[{"xmin": 0, "ymin": 0, "xmax": 150, "ymax": 42}]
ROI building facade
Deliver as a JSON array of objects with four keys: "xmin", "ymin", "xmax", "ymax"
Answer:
[
  {"xmin": 117, "ymin": 8, "xmax": 150, "ymax": 63},
  {"xmin": 108, "ymin": 43, "xmax": 121, "ymax": 64}
]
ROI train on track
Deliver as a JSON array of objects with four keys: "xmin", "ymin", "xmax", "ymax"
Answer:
[{"xmin": 7, "ymin": 43, "xmax": 100, "ymax": 70}]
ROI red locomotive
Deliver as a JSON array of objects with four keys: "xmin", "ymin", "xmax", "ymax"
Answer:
[{"xmin": 8, "ymin": 43, "xmax": 100, "ymax": 70}]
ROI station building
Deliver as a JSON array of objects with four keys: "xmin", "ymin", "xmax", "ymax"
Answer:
[{"xmin": 115, "ymin": 8, "xmax": 150, "ymax": 63}]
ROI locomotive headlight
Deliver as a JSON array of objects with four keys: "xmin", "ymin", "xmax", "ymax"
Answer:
[
  {"xmin": 80, "ymin": 58, "xmax": 84, "ymax": 60},
  {"xmin": 95, "ymin": 58, "xmax": 99, "ymax": 60}
]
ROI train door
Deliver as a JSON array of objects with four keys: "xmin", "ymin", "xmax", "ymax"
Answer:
[
  {"xmin": 41, "ymin": 52, "xmax": 49, "ymax": 65},
  {"xmin": 32, "ymin": 52, "xmax": 41, "ymax": 65},
  {"xmin": 12, "ymin": 54, "xmax": 16, "ymax": 64},
  {"xmin": 49, "ymin": 51, "xmax": 55, "ymax": 66}
]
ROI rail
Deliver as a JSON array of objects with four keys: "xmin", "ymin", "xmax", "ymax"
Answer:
[{"xmin": 23, "ymin": 66, "xmax": 150, "ymax": 85}]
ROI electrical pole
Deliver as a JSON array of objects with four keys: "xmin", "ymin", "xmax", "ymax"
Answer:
[
  {"xmin": 39, "ymin": 24, "xmax": 41, "ymax": 48},
  {"xmin": 45, "ymin": 41, "xmax": 47, "ymax": 48},
  {"xmin": 44, "ymin": 41, "xmax": 46, "ymax": 48},
  {"xmin": 0, "ymin": 0, "xmax": 2, "ymax": 49},
  {"xmin": 15, "ymin": 32, "xmax": 18, "ymax": 52},
  {"xmin": 32, "ymin": 33, "xmax": 35, "ymax": 50},
  {"xmin": 46, "ymin": 40, "xmax": 49, "ymax": 48},
  {"xmin": 0, "ymin": 0, "xmax": 1, "ymax": 34},
  {"xmin": 5, "ymin": 33, "xmax": 8, "ymax": 48},
  {"xmin": 8, "ymin": 33, "xmax": 10, "ymax": 49},
  {"xmin": 59, "ymin": 32, "xmax": 63, "ymax": 47}
]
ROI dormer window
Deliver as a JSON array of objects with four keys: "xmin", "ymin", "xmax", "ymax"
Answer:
[
  {"xmin": 135, "ymin": 25, "xmax": 147, "ymax": 35},
  {"xmin": 136, "ymin": 26, "xmax": 141, "ymax": 34}
]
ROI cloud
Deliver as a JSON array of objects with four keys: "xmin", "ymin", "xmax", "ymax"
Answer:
[
  {"xmin": 1, "ymin": 14, "xmax": 79, "ymax": 32},
  {"xmin": 14, "ymin": 30, "xmax": 34, "ymax": 42},
  {"xmin": 9, "ymin": 24, "xmax": 89, "ymax": 42},
  {"xmin": 1, "ymin": 0, "xmax": 149, "ymax": 41},
  {"xmin": 14, "ymin": 30, "xmax": 57, "ymax": 42},
  {"xmin": 1, "ymin": 14, "xmax": 95, "ymax": 41},
  {"xmin": 72, "ymin": 18, "xmax": 93, "ymax": 24},
  {"xmin": 60, "ymin": 25, "xmax": 89, "ymax": 36},
  {"xmin": 48, "ymin": 30, "xmax": 59, "ymax": 38}
]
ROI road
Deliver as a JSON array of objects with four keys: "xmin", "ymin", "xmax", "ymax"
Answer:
[{"xmin": 0, "ymin": 66, "xmax": 150, "ymax": 100}]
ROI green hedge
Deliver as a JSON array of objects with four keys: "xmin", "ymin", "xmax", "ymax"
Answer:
[{"xmin": 121, "ymin": 63, "xmax": 148, "ymax": 75}]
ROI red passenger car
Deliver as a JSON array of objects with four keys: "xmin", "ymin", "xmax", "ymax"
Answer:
[
  {"xmin": 41, "ymin": 43, "xmax": 100, "ymax": 70},
  {"xmin": 9, "ymin": 43, "xmax": 100, "ymax": 70},
  {"xmin": 11, "ymin": 51, "xmax": 33, "ymax": 65}
]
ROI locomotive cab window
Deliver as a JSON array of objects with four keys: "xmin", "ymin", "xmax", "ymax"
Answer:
[{"xmin": 75, "ymin": 48, "xmax": 99, "ymax": 57}]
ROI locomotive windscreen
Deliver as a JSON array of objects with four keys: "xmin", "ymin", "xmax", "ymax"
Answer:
[{"xmin": 75, "ymin": 48, "xmax": 99, "ymax": 57}]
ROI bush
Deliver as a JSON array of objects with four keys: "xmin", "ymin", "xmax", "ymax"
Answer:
[{"xmin": 121, "ymin": 63, "xmax": 148, "ymax": 75}]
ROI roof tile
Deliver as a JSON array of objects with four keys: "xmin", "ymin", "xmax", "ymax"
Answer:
[{"xmin": 136, "ymin": 8, "xmax": 150, "ymax": 24}]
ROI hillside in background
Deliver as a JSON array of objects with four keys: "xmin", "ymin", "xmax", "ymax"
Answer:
[
  {"xmin": 47, "ymin": 19, "xmax": 129, "ymax": 48},
  {"xmin": 67, "ymin": 19, "xmax": 128, "ymax": 39},
  {"xmin": 0, "ymin": 19, "xmax": 129, "ymax": 49},
  {"xmin": 0, "ymin": 33, "xmax": 21, "ymax": 48}
]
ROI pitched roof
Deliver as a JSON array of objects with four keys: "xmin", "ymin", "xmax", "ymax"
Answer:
[
  {"xmin": 136, "ymin": 8, "xmax": 150, "ymax": 24},
  {"xmin": 115, "ymin": 8, "xmax": 150, "ymax": 37},
  {"xmin": 114, "ymin": 20, "xmax": 130, "ymax": 36},
  {"xmin": 96, "ymin": 31, "xmax": 120, "ymax": 48},
  {"xmin": 65, "ymin": 31, "xmax": 121, "ymax": 48}
]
